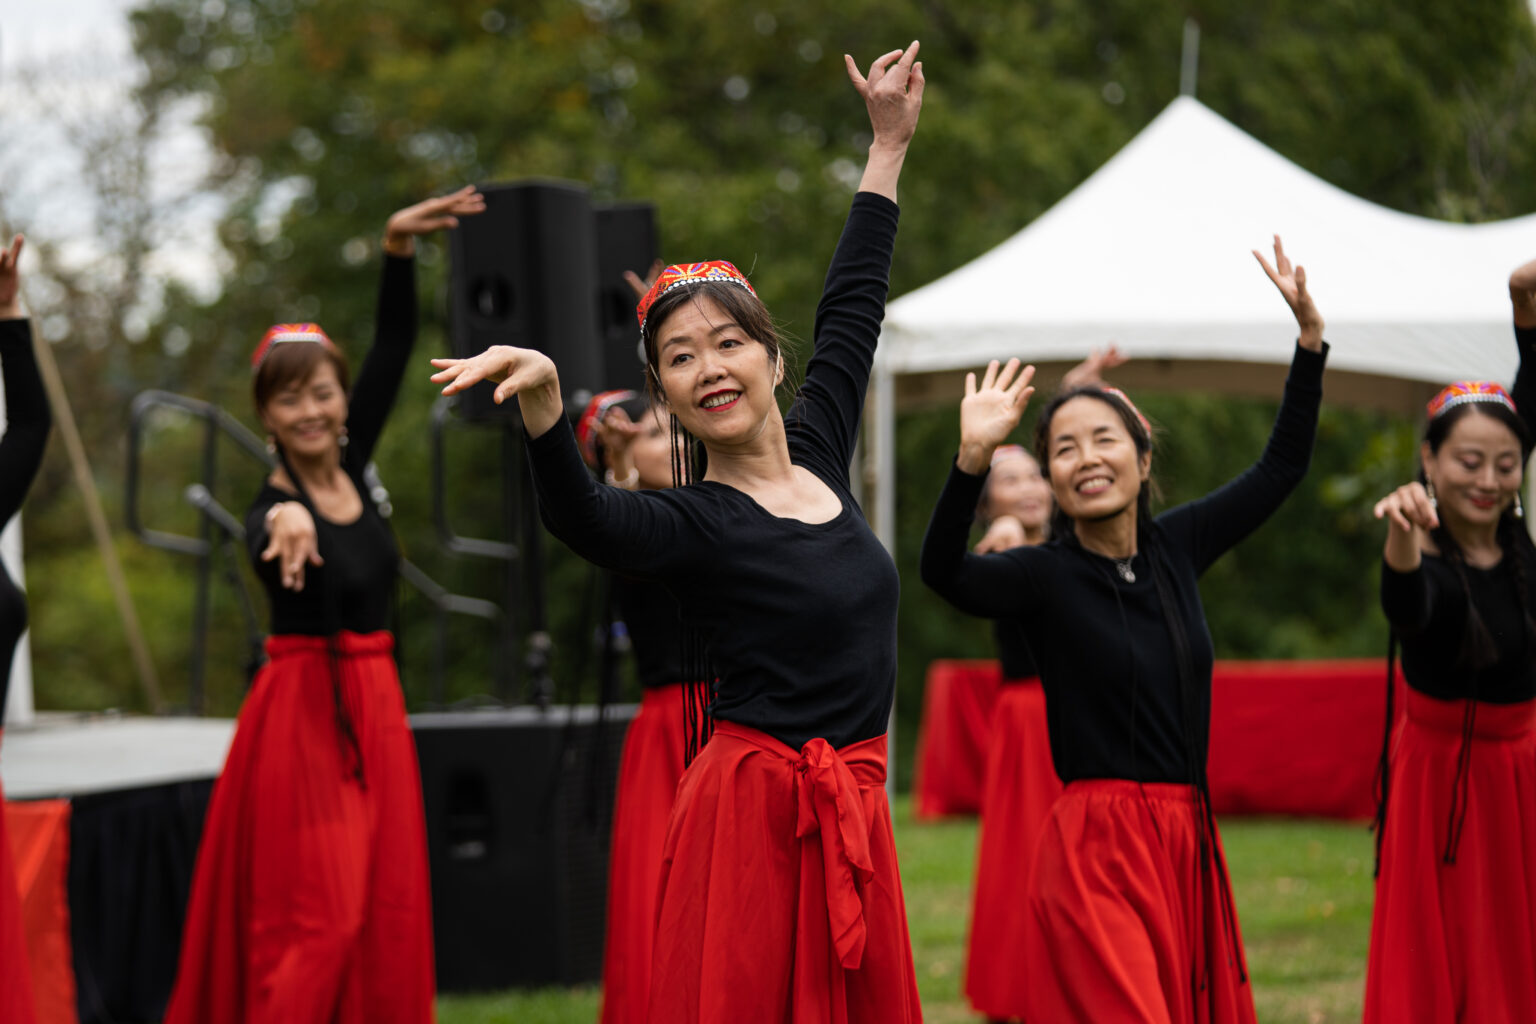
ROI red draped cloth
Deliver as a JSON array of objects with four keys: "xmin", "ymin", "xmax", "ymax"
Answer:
[
  {"xmin": 913, "ymin": 661, "xmax": 1002, "ymax": 819},
  {"xmin": 164, "ymin": 632, "xmax": 435, "ymax": 1024},
  {"xmin": 964, "ymin": 679, "xmax": 1061, "ymax": 1020},
  {"xmin": 2, "ymin": 777, "xmax": 74, "ymax": 1024},
  {"xmin": 1023, "ymin": 780, "xmax": 1255, "ymax": 1024},
  {"xmin": 1364, "ymin": 691, "xmax": 1536, "ymax": 1023},
  {"xmin": 648, "ymin": 720, "xmax": 922, "ymax": 1024},
  {"xmin": 600, "ymin": 683, "xmax": 686, "ymax": 1024},
  {"xmin": 1, "ymin": 773, "xmax": 40, "ymax": 1024}
]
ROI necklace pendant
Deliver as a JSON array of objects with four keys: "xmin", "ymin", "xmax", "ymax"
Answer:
[{"xmin": 1115, "ymin": 559, "xmax": 1136, "ymax": 583}]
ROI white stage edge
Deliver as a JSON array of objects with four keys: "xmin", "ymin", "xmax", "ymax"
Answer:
[{"xmin": 0, "ymin": 714, "xmax": 234, "ymax": 800}]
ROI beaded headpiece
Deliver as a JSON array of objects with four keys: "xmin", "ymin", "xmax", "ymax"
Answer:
[
  {"xmin": 1099, "ymin": 386, "xmax": 1152, "ymax": 437},
  {"xmin": 635, "ymin": 261, "xmax": 758, "ymax": 331},
  {"xmin": 1426, "ymin": 380, "xmax": 1517, "ymax": 421},
  {"xmin": 251, "ymin": 323, "xmax": 336, "ymax": 369},
  {"xmin": 575, "ymin": 389, "xmax": 640, "ymax": 469}
]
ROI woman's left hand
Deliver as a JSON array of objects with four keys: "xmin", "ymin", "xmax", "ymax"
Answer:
[
  {"xmin": 1253, "ymin": 234, "xmax": 1324, "ymax": 351},
  {"xmin": 846, "ymin": 41, "xmax": 925, "ymax": 152},
  {"xmin": 0, "ymin": 235, "xmax": 25, "ymax": 319},
  {"xmin": 384, "ymin": 185, "xmax": 487, "ymax": 256},
  {"xmin": 975, "ymin": 514, "xmax": 1028, "ymax": 555}
]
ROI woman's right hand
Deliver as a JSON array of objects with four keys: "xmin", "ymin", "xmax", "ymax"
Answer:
[
  {"xmin": 975, "ymin": 514, "xmax": 1028, "ymax": 554},
  {"xmin": 957, "ymin": 358, "xmax": 1035, "ymax": 474},
  {"xmin": 0, "ymin": 235, "xmax": 25, "ymax": 319},
  {"xmin": 261, "ymin": 502, "xmax": 322, "ymax": 591},
  {"xmin": 1374, "ymin": 482, "xmax": 1437, "ymax": 571},
  {"xmin": 1510, "ymin": 255, "xmax": 1536, "ymax": 328},
  {"xmin": 430, "ymin": 345, "xmax": 564, "ymax": 435}
]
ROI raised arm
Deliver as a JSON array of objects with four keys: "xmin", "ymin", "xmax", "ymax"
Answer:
[
  {"xmin": 346, "ymin": 186, "xmax": 484, "ymax": 466},
  {"xmin": 0, "ymin": 236, "xmax": 50, "ymax": 527},
  {"xmin": 786, "ymin": 44, "xmax": 923, "ymax": 475},
  {"xmin": 1509, "ymin": 257, "xmax": 1536, "ymax": 439},
  {"xmin": 1162, "ymin": 237, "xmax": 1327, "ymax": 570}
]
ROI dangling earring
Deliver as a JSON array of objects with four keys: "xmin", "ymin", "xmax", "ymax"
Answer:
[
  {"xmin": 1516, "ymin": 491, "xmax": 1525, "ymax": 519},
  {"xmin": 338, "ymin": 425, "xmax": 349, "ymax": 448},
  {"xmin": 265, "ymin": 435, "xmax": 276, "ymax": 454},
  {"xmin": 1427, "ymin": 481, "xmax": 1438, "ymax": 510}
]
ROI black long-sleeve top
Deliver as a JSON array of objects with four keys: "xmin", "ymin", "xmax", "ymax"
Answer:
[
  {"xmin": 922, "ymin": 343, "xmax": 1327, "ymax": 783},
  {"xmin": 994, "ymin": 619, "xmax": 1038, "ymax": 682},
  {"xmin": 0, "ymin": 319, "xmax": 50, "ymax": 728},
  {"xmin": 1380, "ymin": 322, "xmax": 1536, "ymax": 703},
  {"xmin": 526, "ymin": 193, "xmax": 901, "ymax": 751},
  {"xmin": 614, "ymin": 574, "xmax": 684, "ymax": 689},
  {"xmin": 243, "ymin": 255, "xmax": 415, "ymax": 634}
]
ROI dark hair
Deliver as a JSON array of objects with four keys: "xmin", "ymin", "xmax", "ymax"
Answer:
[
  {"xmin": 252, "ymin": 340, "xmax": 351, "ymax": 413},
  {"xmin": 1032, "ymin": 385, "xmax": 1157, "ymax": 538}
]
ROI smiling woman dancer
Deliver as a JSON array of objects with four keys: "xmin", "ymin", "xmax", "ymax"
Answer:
[
  {"xmin": 921, "ymin": 240, "xmax": 1327, "ymax": 1024},
  {"xmin": 0, "ymin": 234, "xmax": 53, "ymax": 1024},
  {"xmin": 164, "ymin": 187, "xmax": 484, "ymax": 1024},
  {"xmin": 1364, "ymin": 257, "xmax": 1536, "ymax": 1024},
  {"xmin": 432, "ymin": 44, "xmax": 925, "ymax": 1023}
]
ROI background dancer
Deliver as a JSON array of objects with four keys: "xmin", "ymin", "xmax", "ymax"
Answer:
[
  {"xmin": 164, "ymin": 187, "xmax": 483, "ymax": 1024},
  {"xmin": 964, "ymin": 346, "xmax": 1123, "ymax": 1024},
  {"xmin": 575, "ymin": 388, "xmax": 690, "ymax": 1024},
  {"xmin": 431, "ymin": 41, "xmax": 925, "ymax": 1022},
  {"xmin": 1364, "ymin": 256, "xmax": 1536, "ymax": 1023},
  {"xmin": 921, "ymin": 237, "xmax": 1327, "ymax": 1024},
  {"xmin": 0, "ymin": 234, "xmax": 53, "ymax": 1024}
]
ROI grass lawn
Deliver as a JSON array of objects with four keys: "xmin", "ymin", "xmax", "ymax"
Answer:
[{"xmin": 437, "ymin": 797, "xmax": 1375, "ymax": 1023}]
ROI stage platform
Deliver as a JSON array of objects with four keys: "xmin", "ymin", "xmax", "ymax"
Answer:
[{"xmin": 2, "ymin": 712, "xmax": 235, "ymax": 799}]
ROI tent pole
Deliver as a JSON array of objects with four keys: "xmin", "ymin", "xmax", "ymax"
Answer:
[
  {"xmin": 1180, "ymin": 19, "xmax": 1201, "ymax": 98},
  {"xmin": 867, "ymin": 357, "xmax": 898, "ymax": 797}
]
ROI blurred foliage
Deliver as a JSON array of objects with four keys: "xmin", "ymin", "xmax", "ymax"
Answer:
[{"xmin": 5, "ymin": 0, "xmax": 1534, "ymax": 784}]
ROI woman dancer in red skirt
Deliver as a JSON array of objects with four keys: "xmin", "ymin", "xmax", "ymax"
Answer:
[
  {"xmin": 922, "ymin": 239, "xmax": 1327, "ymax": 1024},
  {"xmin": 964, "ymin": 348, "xmax": 1122, "ymax": 1023},
  {"xmin": 575, "ymin": 390, "xmax": 690, "ymax": 1024},
  {"xmin": 0, "ymin": 234, "xmax": 53, "ymax": 1024},
  {"xmin": 1364, "ymin": 256, "xmax": 1536, "ymax": 1024},
  {"xmin": 164, "ymin": 187, "xmax": 483, "ymax": 1024},
  {"xmin": 432, "ymin": 43, "xmax": 925, "ymax": 1023}
]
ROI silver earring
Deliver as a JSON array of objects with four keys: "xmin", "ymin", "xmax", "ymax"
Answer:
[
  {"xmin": 1427, "ymin": 481, "xmax": 1438, "ymax": 510},
  {"xmin": 1516, "ymin": 491, "xmax": 1525, "ymax": 519},
  {"xmin": 338, "ymin": 426, "xmax": 349, "ymax": 448},
  {"xmin": 265, "ymin": 436, "xmax": 276, "ymax": 454}
]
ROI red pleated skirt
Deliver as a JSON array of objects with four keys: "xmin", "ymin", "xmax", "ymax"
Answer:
[
  {"xmin": 965, "ymin": 679, "xmax": 1062, "ymax": 1019},
  {"xmin": 1023, "ymin": 780, "xmax": 1255, "ymax": 1024},
  {"xmin": 1364, "ymin": 690, "xmax": 1536, "ymax": 1023},
  {"xmin": 0, "ymin": 768, "xmax": 40, "ymax": 1024},
  {"xmin": 600, "ymin": 683, "xmax": 687, "ymax": 1024},
  {"xmin": 648, "ymin": 720, "xmax": 922, "ymax": 1024},
  {"xmin": 164, "ymin": 632, "xmax": 435, "ymax": 1024}
]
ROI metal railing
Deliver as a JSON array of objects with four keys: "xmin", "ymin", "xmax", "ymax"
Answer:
[{"xmin": 126, "ymin": 389, "xmax": 501, "ymax": 711}]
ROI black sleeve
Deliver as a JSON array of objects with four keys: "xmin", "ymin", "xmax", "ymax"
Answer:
[
  {"xmin": 1380, "ymin": 561, "xmax": 1436, "ymax": 635},
  {"xmin": 344, "ymin": 255, "xmax": 417, "ymax": 468},
  {"xmin": 0, "ymin": 320, "xmax": 51, "ymax": 527},
  {"xmin": 1512, "ymin": 323, "xmax": 1535, "ymax": 442},
  {"xmin": 1157, "ymin": 342, "xmax": 1328, "ymax": 574},
  {"xmin": 525, "ymin": 416, "xmax": 704, "ymax": 580},
  {"xmin": 920, "ymin": 460, "xmax": 1045, "ymax": 618},
  {"xmin": 783, "ymin": 192, "xmax": 899, "ymax": 477}
]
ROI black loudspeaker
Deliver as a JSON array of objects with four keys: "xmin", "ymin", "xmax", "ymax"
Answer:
[
  {"xmin": 448, "ymin": 181, "xmax": 605, "ymax": 421},
  {"xmin": 594, "ymin": 202, "xmax": 659, "ymax": 395},
  {"xmin": 411, "ymin": 705, "xmax": 634, "ymax": 991}
]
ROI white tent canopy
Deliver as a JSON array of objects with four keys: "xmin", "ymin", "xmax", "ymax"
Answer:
[{"xmin": 865, "ymin": 96, "xmax": 1534, "ymax": 547}]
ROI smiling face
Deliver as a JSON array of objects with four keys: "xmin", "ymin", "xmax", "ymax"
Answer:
[
  {"xmin": 1044, "ymin": 394, "xmax": 1151, "ymax": 525},
  {"xmin": 259, "ymin": 358, "xmax": 348, "ymax": 460},
  {"xmin": 1422, "ymin": 405, "xmax": 1526, "ymax": 536},
  {"xmin": 651, "ymin": 294, "xmax": 783, "ymax": 447},
  {"xmin": 983, "ymin": 449, "xmax": 1052, "ymax": 531}
]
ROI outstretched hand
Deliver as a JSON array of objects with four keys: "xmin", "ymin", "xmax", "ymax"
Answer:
[
  {"xmin": 845, "ymin": 41, "xmax": 924, "ymax": 201},
  {"xmin": 624, "ymin": 259, "xmax": 665, "ymax": 301},
  {"xmin": 430, "ymin": 344, "xmax": 564, "ymax": 437},
  {"xmin": 1061, "ymin": 343, "xmax": 1128, "ymax": 390},
  {"xmin": 1374, "ymin": 481, "xmax": 1436, "ymax": 571},
  {"xmin": 0, "ymin": 235, "xmax": 24, "ymax": 317},
  {"xmin": 260, "ymin": 503, "xmax": 322, "ymax": 592},
  {"xmin": 1510, "ymin": 255, "xmax": 1536, "ymax": 328},
  {"xmin": 975, "ymin": 514, "xmax": 1028, "ymax": 555},
  {"xmin": 1254, "ymin": 235, "xmax": 1324, "ymax": 351},
  {"xmin": 385, "ymin": 185, "xmax": 487, "ymax": 256},
  {"xmin": 958, "ymin": 358, "xmax": 1035, "ymax": 475}
]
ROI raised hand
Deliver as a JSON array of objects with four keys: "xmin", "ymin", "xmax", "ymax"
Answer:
[
  {"xmin": 1510, "ymin": 256, "xmax": 1536, "ymax": 328},
  {"xmin": 260, "ymin": 502, "xmax": 323, "ymax": 591},
  {"xmin": 975, "ymin": 514, "xmax": 1028, "ymax": 555},
  {"xmin": 845, "ymin": 41, "xmax": 925, "ymax": 201},
  {"xmin": 384, "ymin": 185, "xmax": 487, "ymax": 256},
  {"xmin": 624, "ymin": 259, "xmax": 665, "ymax": 301},
  {"xmin": 430, "ymin": 344, "xmax": 564, "ymax": 436},
  {"xmin": 1061, "ymin": 343, "xmax": 1128, "ymax": 390},
  {"xmin": 0, "ymin": 234, "xmax": 25, "ymax": 318},
  {"xmin": 958, "ymin": 358, "xmax": 1035, "ymax": 475},
  {"xmin": 1253, "ymin": 235, "xmax": 1324, "ymax": 352},
  {"xmin": 1374, "ymin": 481, "xmax": 1437, "ymax": 571}
]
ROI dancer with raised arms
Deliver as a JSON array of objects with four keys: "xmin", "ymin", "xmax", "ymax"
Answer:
[
  {"xmin": 432, "ymin": 43, "xmax": 925, "ymax": 1023},
  {"xmin": 921, "ymin": 239, "xmax": 1328, "ymax": 1023},
  {"xmin": 1364, "ymin": 257, "xmax": 1536, "ymax": 1023}
]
